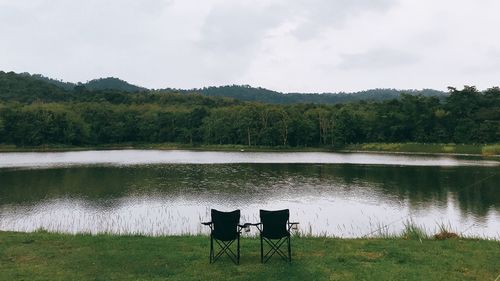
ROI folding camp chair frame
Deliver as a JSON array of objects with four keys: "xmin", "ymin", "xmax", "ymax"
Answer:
[
  {"xmin": 250, "ymin": 221, "xmax": 299, "ymax": 263},
  {"xmin": 201, "ymin": 221, "xmax": 248, "ymax": 265}
]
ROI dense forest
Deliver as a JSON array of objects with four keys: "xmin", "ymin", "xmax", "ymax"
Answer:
[
  {"xmin": 26, "ymin": 73, "xmax": 147, "ymax": 92},
  {"xmin": 19, "ymin": 71, "xmax": 447, "ymax": 104},
  {"xmin": 161, "ymin": 85, "xmax": 447, "ymax": 104},
  {"xmin": 0, "ymin": 71, "xmax": 498, "ymax": 147}
]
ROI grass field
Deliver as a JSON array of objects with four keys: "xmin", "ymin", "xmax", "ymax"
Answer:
[{"xmin": 1, "ymin": 231, "xmax": 499, "ymax": 281}]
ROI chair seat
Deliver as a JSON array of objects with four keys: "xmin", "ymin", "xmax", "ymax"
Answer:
[
  {"xmin": 213, "ymin": 231, "xmax": 239, "ymax": 241},
  {"xmin": 262, "ymin": 230, "xmax": 289, "ymax": 240}
]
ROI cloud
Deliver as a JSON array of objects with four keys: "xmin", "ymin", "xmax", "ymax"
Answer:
[
  {"xmin": 193, "ymin": 0, "xmax": 398, "ymax": 81},
  {"xmin": 338, "ymin": 49, "xmax": 419, "ymax": 70},
  {"xmin": 198, "ymin": 2, "xmax": 283, "ymax": 54},
  {"xmin": 194, "ymin": 2, "xmax": 285, "ymax": 79},
  {"xmin": 0, "ymin": 0, "xmax": 499, "ymax": 92},
  {"xmin": 461, "ymin": 48, "xmax": 500, "ymax": 74},
  {"xmin": 288, "ymin": 0, "xmax": 397, "ymax": 40}
]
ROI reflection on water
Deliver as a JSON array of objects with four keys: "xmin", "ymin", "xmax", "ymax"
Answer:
[{"xmin": 0, "ymin": 151, "xmax": 499, "ymax": 238}]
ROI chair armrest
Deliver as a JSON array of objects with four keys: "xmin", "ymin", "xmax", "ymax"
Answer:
[
  {"xmin": 201, "ymin": 222, "xmax": 212, "ymax": 226},
  {"xmin": 245, "ymin": 222, "xmax": 263, "ymax": 232},
  {"xmin": 288, "ymin": 222, "xmax": 299, "ymax": 231}
]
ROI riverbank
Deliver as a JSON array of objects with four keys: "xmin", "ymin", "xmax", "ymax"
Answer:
[
  {"xmin": 0, "ymin": 142, "xmax": 499, "ymax": 156},
  {"xmin": 0, "ymin": 143, "xmax": 330, "ymax": 153},
  {"xmin": 1, "ymin": 232, "xmax": 499, "ymax": 280},
  {"xmin": 345, "ymin": 143, "xmax": 500, "ymax": 156}
]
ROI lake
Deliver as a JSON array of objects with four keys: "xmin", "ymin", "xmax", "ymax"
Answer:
[{"xmin": 0, "ymin": 150, "xmax": 498, "ymax": 238}]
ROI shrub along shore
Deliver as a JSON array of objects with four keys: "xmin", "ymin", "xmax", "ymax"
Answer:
[
  {"xmin": 0, "ymin": 142, "xmax": 499, "ymax": 156},
  {"xmin": 0, "ymin": 231, "xmax": 499, "ymax": 280}
]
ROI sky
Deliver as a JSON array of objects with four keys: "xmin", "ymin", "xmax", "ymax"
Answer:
[{"xmin": 1, "ymin": 0, "xmax": 499, "ymax": 93}]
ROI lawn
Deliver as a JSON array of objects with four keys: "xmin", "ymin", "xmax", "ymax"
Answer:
[{"xmin": 1, "ymin": 232, "xmax": 499, "ymax": 280}]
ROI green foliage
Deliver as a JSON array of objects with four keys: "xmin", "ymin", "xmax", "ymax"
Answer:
[
  {"xmin": 0, "ymin": 71, "xmax": 68, "ymax": 103},
  {"xmin": 4, "ymin": 71, "xmax": 448, "ymax": 104},
  {"xmin": 0, "ymin": 115, "xmax": 4, "ymax": 141},
  {"xmin": 0, "ymin": 71, "xmax": 499, "ymax": 148},
  {"xmin": 25, "ymin": 73, "xmax": 76, "ymax": 90},
  {"xmin": 168, "ymin": 85, "xmax": 448, "ymax": 104},
  {"xmin": 84, "ymin": 77, "xmax": 147, "ymax": 92},
  {"xmin": 26, "ymin": 73, "xmax": 146, "ymax": 92},
  {"xmin": 1, "ymin": 104, "xmax": 89, "ymax": 145}
]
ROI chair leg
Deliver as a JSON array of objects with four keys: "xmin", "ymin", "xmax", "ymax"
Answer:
[
  {"xmin": 210, "ymin": 235, "xmax": 214, "ymax": 264},
  {"xmin": 237, "ymin": 235, "xmax": 240, "ymax": 265},
  {"xmin": 260, "ymin": 234, "xmax": 264, "ymax": 263},
  {"xmin": 288, "ymin": 236, "xmax": 291, "ymax": 263}
]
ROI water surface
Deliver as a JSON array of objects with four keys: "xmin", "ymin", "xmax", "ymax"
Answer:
[
  {"xmin": 1, "ymin": 150, "xmax": 498, "ymax": 168},
  {"xmin": 0, "ymin": 150, "xmax": 498, "ymax": 238}
]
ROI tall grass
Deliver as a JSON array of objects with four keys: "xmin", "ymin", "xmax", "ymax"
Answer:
[
  {"xmin": 400, "ymin": 220, "xmax": 428, "ymax": 241},
  {"xmin": 433, "ymin": 222, "xmax": 459, "ymax": 240}
]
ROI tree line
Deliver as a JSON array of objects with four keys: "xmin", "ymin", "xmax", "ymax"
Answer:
[
  {"xmin": 0, "ymin": 84, "xmax": 498, "ymax": 147},
  {"xmin": 3, "ymin": 71, "xmax": 447, "ymax": 104}
]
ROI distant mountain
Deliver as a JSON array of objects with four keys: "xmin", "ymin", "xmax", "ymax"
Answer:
[
  {"xmin": 161, "ymin": 85, "xmax": 448, "ymax": 104},
  {"xmin": 23, "ymin": 73, "xmax": 76, "ymax": 91},
  {"xmin": 0, "ymin": 71, "xmax": 68, "ymax": 102},
  {"xmin": 26, "ymin": 73, "xmax": 146, "ymax": 93},
  {"xmin": 1, "ymin": 71, "xmax": 449, "ymax": 104},
  {"xmin": 84, "ymin": 77, "xmax": 147, "ymax": 92}
]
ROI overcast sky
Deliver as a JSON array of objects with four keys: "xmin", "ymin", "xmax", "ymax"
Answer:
[{"xmin": 1, "ymin": 0, "xmax": 499, "ymax": 92}]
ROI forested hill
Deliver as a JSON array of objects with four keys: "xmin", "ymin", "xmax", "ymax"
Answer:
[
  {"xmin": 0, "ymin": 72, "xmax": 68, "ymax": 102},
  {"xmin": 1, "ymin": 71, "xmax": 447, "ymax": 104},
  {"xmin": 84, "ymin": 78, "xmax": 147, "ymax": 92},
  {"xmin": 169, "ymin": 85, "xmax": 447, "ymax": 104},
  {"xmin": 21, "ymin": 72, "xmax": 147, "ymax": 92}
]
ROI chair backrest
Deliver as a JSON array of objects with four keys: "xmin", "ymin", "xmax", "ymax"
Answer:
[
  {"xmin": 260, "ymin": 209, "xmax": 290, "ymax": 239},
  {"xmin": 211, "ymin": 209, "xmax": 240, "ymax": 241}
]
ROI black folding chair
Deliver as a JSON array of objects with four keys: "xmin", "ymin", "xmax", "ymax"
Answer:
[
  {"xmin": 250, "ymin": 209, "xmax": 299, "ymax": 263},
  {"xmin": 201, "ymin": 209, "xmax": 246, "ymax": 265}
]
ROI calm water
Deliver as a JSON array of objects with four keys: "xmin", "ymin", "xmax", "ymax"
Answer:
[{"xmin": 0, "ymin": 150, "xmax": 499, "ymax": 238}]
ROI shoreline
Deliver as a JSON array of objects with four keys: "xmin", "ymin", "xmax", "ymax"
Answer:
[
  {"xmin": 341, "ymin": 149, "xmax": 500, "ymax": 158},
  {"xmin": 0, "ymin": 142, "xmax": 499, "ymax": 157}
]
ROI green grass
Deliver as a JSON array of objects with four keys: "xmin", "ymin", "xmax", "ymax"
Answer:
[
  {"xmin": 482, "ymin": 144, "xmax": 500, "ymax": 156},
  {"xmin": 1, "ymin": 232, "xmax": 499, "ymax": 280},
  {"xmin": 345, "ymin": 143, "xmax": 500, "ymax": 156},
  {"xmin": 1, "ymin": 142, "xmax": 499, "ymax": 156}
]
